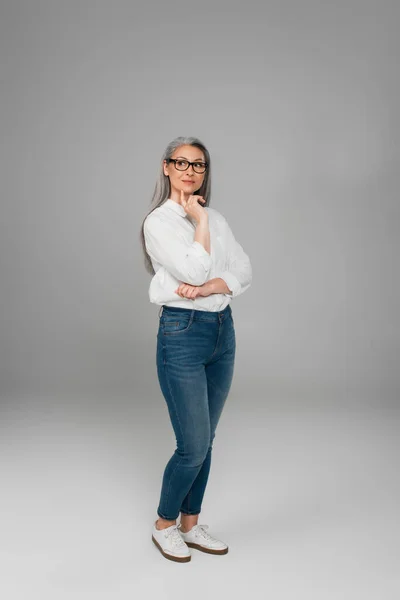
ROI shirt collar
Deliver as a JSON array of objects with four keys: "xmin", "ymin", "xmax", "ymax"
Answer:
[{"xmin": 164, "ymin": 198, "xmax": 187, "ymax": 218}]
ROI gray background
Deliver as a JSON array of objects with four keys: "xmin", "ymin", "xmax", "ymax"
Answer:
[{"xmin": 1, "ymin": 1, "xmax": 399, "ymax": 598}]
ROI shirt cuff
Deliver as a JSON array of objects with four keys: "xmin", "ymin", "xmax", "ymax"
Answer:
[{"xmin": 218, "ymin": 271, "xmax": 242, "ymax": 297}]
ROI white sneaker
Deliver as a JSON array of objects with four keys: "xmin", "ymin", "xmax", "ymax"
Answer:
[
  {"xmin": 152, "ymin": 522, "xmax": 191, "ymax": 562},
  {"xmin": 178, "ymin": 523, "xmax": 228, "ymax": 555}
]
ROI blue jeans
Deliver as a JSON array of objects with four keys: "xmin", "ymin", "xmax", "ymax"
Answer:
[{"xmin": 156, "ymin": 303, "xmax": 236, "ymax": 520}]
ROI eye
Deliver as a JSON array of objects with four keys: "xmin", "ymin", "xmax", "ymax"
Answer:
[{"xmin": 177, "ymin": 160, "xmax": 188, "ymax": 167}]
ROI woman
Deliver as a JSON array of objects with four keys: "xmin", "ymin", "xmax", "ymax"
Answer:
[{"xmin": 140, "ymin": 136, "xmax": 252, "ymax": 562}]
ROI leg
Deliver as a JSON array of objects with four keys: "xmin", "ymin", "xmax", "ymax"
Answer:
[
  {"xmin": 180, "ymin": 342, "xmax": 235, "ymax": 528},
  {"xmin": 156, "ymin": 336, "xmax": 211, "ymax": 522}
]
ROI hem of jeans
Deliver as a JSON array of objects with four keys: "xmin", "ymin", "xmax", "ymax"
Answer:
[
  {"xmin": 157, "ymin": 511, "xmax": 179, "ymax": 521},
  {"xmin": 180, "ymin": 510, "xmax": 200, "ymax": 516}
]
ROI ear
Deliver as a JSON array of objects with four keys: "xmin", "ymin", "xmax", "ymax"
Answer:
[{"xmin": 163, "ymin": 159, "xmax": 169, "ymax": 177}]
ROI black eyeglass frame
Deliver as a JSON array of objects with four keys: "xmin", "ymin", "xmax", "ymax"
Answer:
[{"xmin": 166, "ymin": 158, "xmax": 209, "ymax": 173}]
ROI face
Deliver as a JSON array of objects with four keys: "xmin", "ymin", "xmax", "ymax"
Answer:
[{"xmin": 163, "ymin": 145, "xmax": 206, "ymax": 200}]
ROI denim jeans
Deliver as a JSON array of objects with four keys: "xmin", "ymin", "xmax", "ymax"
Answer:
[{"xmin": 156, "ymin": 303, "xmax": 236, "ymax": 520}]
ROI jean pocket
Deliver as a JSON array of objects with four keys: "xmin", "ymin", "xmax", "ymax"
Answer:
[{"xmin": 160, "ymin": 315, "xmax": 193, "ymax": 335}]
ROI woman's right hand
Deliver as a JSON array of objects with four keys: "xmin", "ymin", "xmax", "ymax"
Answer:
[{"xmin": 180, "ymin": 189, "xmax": 208, "ymax": 223}]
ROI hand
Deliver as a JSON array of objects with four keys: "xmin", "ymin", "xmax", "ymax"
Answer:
[
  {"xmin": 180, "ymin": 190, "xmax": 207, "ymax": 223},
  {"xmin": 174, "ymin": 281, "xmax": 213, "ymax": 299}
]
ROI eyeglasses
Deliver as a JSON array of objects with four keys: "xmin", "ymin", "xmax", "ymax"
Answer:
[{"xmin": 166, "ymin": 158, "xmax": 208, "ymax": 174}]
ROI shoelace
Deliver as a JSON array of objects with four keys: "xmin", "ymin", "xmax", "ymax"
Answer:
[
  {"xmin": 164, "ymin": 525, "xmax": 186, "ymax": 548},
  {"xmin": 192, "ymin": 524, "xmax": 215, "ymax": 542}
]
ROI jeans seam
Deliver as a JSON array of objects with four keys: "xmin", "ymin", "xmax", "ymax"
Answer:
[
  {"xmin": 161, "ymin": 359, "xmax": 185, "ymax": 519},
  {"xmin": 159, "ymin": 455, "xmax": 183, "ymax": 520}
]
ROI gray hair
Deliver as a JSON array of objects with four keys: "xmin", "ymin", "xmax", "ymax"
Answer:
[{"xmin": 139, "ymin": 136, "xmax": 212, "ymax": 276}]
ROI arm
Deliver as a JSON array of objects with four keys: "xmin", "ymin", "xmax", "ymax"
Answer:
[
  {"xmin": 205, "ymin": 277, "xmax": 232, "ymax": 294},
  {"xmin": 144, "ymin": 214, "xmax": 212, "ymax": 286},
  {"xmin": 194, "ymin": 216, "xmax": 211, "ymax": 255},
  {"xmin": 212, "ymin": 217, "xmax": 252, "ymax": 298}
]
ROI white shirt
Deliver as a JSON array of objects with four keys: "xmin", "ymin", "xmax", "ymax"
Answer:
[{"xmin": 143, "ymin": 198, "xmax": 252, "ymax": 312}]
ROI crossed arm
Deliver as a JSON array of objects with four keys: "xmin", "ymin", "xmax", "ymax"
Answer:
[
  {"xmin": 144, "ymin": 213, "xmax": 252, "ymax": 300},
  {"xmin": 175, "ymin": 277, "xmax": 231, "ymax": 299}
]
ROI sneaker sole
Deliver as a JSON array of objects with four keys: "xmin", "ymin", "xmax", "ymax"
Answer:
[
  {"xmin": 185, "ymin": 542, "xmax": 229, "ymax": 555},
  {"xmin": 152, "ymin": 535, "xmax": 191, "ymax": 562}
]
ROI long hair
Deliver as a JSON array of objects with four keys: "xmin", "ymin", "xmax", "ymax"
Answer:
[{"xmin": 139, "ymin": 136, "xmax": 212, "ymax": 276}]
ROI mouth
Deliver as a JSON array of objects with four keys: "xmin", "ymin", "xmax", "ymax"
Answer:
[{"xmin": 182, "ymin": 180, "xmax": 194, "ymax": 183}]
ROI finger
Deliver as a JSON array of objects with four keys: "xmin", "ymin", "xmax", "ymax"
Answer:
[
  {"xmin": 181, "ymin": 284, "xmax": 192, "ymax": 298},
  {"xmin": 180, "ymin": 285, "xmax": 190, "ymax": 297},
  {"xmin": 188, "ymin": 285, "xmax": 197, "ymax": 299},
  {"xmin": 175, "ymin": 285, "xmax": 184, "ymax": 296}
]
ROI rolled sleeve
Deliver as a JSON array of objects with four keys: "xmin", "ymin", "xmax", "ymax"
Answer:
[
  {"xmin": 215, "ymin": 218, "xmax": 252, "ymax": 298},
  {"xmin": 144, "ymin": 215, "xmax": 212, "ymax": 286},
  {"xmin": 219, "ymin": 270, "xmax": 242, "ymax": 297}
]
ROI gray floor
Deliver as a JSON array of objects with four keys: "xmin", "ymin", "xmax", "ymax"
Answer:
[{"xmin": 1, "ymin": 395, "xmax": 399, "ymax": 600}]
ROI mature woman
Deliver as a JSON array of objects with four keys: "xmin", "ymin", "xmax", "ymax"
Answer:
[{"xmin": 140, "ymin": 136, "xmax": 252, "ymax": 562}]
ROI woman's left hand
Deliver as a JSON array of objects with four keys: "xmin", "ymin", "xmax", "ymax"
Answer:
[{"xmin": 175, "ymin": 281, "xmax": 212, "ymax": 299}]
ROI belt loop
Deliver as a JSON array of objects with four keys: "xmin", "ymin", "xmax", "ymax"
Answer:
[{"xmin": 158, "ymin": 305, "xmax": 163, "ymax": 318}]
